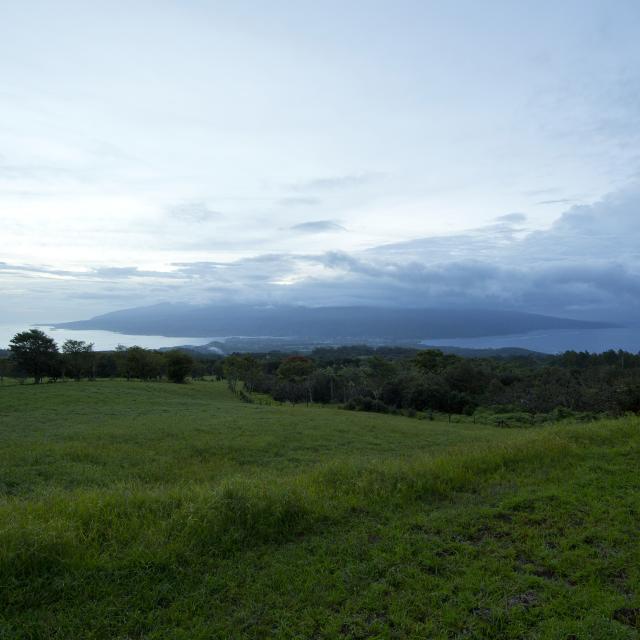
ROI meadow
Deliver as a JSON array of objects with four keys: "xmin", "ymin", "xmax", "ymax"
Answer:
[{"xmin": 0, "ymin": 380, "xmax": 639, "ymax": 639}]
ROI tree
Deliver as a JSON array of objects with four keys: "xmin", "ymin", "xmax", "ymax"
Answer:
[
  {"xmin": 190, "ymin": 360, "xmax": 208, "ymax": 381},
  {"xmin": 444, "ymin": 360, "xmax": 487, "ymax": 394},
  {"xmin": 95, "ymin": 353, "xmax": 119, "ymax": 378},
  {"xmin": 113, "ymin": 346, "xmax": 165, "ymax": 381},
  {"xmin": 221, "ymin": 354, "xmax": 262, "ymax": 393},
  {"xmin": 414, "ymin": 349, "xmax": 454, "ymax": 374},
  {"xmin": 125, "ymin": 347, "xmax": 164, "ymax": 380},
  {"xmin": 312, "ymin": 366, "xmax": 338, "ymax": 403},
  {"xmin": 113, "ymin": 345, "xmax": 131, "ymax": 379},
  {"xmin": 336, "ymin": 366, "xmax": 366, "ymax": 403},
  {"xmin": 238, "ymin": 355, "xmax": 262, "ymax": 393},
  {"xmin": 223, "ymin": 354, "xmax": 244, "ymax": 393},
  {"xmin": 0, "ymin": 357, "xmax": 13, "ymax": 383},
  {"xmin": 9, "ymin": 329, "xmax": 59, "ymax": 383},
  {"xmin": 363, "ymin": 356, "xmax": 395, "ymax": 401},
  {"xmin": 166, "ymin": 350, "xmax": 194, "ymax": 383},
  {"xmin": 62, "ymin": 339, "xmax": 95, "ymax": 380},
  {"xmin": 277, "ymin": 356, "xmax": 315, "ymax": 404}
]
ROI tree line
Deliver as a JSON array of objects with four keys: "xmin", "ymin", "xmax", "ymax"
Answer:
[
  {"xmin": 2, "ymin": 329, "xmax": 204, "ymax": 384},
  {"xmin": 223, "ymin": 346, "xmax": 640, "ymax": 419},
  {"xmin": 3, "ymin": 329, "xmax": 640, "ymax": 421}
]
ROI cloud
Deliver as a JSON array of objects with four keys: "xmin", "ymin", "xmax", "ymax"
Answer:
[
  {"xmin": 536, "ymin": 199, "xmax": 577, "ymax": 206},
  {"xmin": 90, "ymin": 266, "xmax": 185, "ymax": 280},
  {"xmin": 0, "ymin": 262, "xmax": 77, "ymax": 277},
  {"xmin": 289, "ymin": 220, "xmax": 346, "ymax": 234},
  {"xmin": 523, "ymin": 188, "xmax": 562, "ymax": 197},
  {"xmin": 4, "ymin": 185, "xmax": 640, "ymax": 323},
  {"xmin": 0, "ymin": 157, "xmax": 73, "ymax": 181},
  {"xmin": 278, "ymin": 197, "xmax": 321, "ymax": 207},
  {"xmin": 517, "ymin": 187, "xmax": 640, "ymax": 263},
  {"xmin": 495, "ymin": 213, "xmax": 527, "ymax": 223},
  {"xmin": 166, "ymin": 201, "xmax": 220, "ymax": 223},
  {"xmin": 278, "ymin": 185, "xmax": 640, "ymax": 317},
  {"xmin": 291, "ymin": 172, "xmax": 384, "ymax": 192}
]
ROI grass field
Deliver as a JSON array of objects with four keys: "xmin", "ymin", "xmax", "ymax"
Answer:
[{"xmin": 1, "ymin": 380, "xmax": 639, "ymax": 639}]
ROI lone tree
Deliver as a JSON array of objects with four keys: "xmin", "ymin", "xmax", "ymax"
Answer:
[
  {"xmin": 166, "ymin": 350, "xmax": 194, "ymax": 383},
  {"xmin": 9, "ymin": 329, "xmax": 59, "ymax": 383}
]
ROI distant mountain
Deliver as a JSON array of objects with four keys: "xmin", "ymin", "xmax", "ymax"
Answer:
[{"xmin": 55, "ymin": 303, "xmax": 615, "ymax": 341}]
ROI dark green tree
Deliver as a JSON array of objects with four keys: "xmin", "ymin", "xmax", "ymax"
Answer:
[
  {"xmin": 414, "ymin": 349, "xmax": 454, "ymax": 374},
  {"xmin": 190, "ymin": 360, "xmax": 208, "ymax": 381},
  {"xmin": 95, "ymin": 353, "xmax": 119, "ymax": 378},
  {"xmin": 222, "ymin": 354, "xmax": 244, "ymax": 393},
  {"xmin": 238, "ymin": 355, "xmax": 262, "ymax": 393},
  {"xmin": 127, "ymin": 347, "xmax": 165, "ymax": 380},
  {"xmin": 62, "ymin": 339, "xmax": 95, "ymax": 380},
  {"xmin": 166, "ymin": 350, "xmax": 194, "ymax": 383},
  {"xmin": 277, "ymin": 356, "xmax": 315, "ymax": 404},
  {"xmin": 0, "ymin": 357, "xmax": 13, "ymax": 383},
  {"xmin": 9, "ymin": 329, "xmax": 59, "ymax": 383},
  {"xmin": 336, "ymin": 366, "xmax": 366, "ymax": 403},
  {"xmin": 363, "ymin": 356, "xmax": 395, "ymax": 401}
]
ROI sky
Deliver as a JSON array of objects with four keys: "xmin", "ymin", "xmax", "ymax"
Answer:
[{"xmin": 2, "ymin": 0, "xmax": 640, "ymax": 323}]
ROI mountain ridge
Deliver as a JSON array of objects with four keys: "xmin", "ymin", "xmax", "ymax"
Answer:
[{"xmin": 54, "ymin": 303, "xmax": 616, "ymax": 341}]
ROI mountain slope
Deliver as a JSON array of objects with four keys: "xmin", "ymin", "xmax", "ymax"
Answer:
[{"xmin": 55, "ymin": 303, "xmax": 615, "ymax": 340}]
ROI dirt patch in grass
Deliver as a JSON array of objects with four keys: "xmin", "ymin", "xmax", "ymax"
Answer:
[
  {"xmin": 507, "ymin": 591, "xmax": 539, "ymax": 608},
  {"xmin": 613, "ymin": 607, "xmax": 640, "ymax": 628}
]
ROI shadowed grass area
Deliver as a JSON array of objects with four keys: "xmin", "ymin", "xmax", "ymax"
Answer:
[{"xmin": 1, "ymin": 381, "xmax": 639, "ymax": 638}]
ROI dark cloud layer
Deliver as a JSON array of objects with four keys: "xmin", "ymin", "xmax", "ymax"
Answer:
[{"xmin": 3, "ymin": 185, "xmax": 640, "ymax": 322}]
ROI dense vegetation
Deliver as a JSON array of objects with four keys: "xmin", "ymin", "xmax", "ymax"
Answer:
[
  {"xmin": 1, "ymin": 380, "xmax": 638, "ymax": 638},
  {"xmin": 263, "ymin": 346, "xmax": 640, "ymax": 421},
  {"xmin": 4, "ymin": 330, "xmax": 640, "ymax": 426}
]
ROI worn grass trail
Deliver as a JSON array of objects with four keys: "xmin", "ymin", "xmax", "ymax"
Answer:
[{"xmin": 0, "ymin": 381, "xmax": 639, "ymax": 639}]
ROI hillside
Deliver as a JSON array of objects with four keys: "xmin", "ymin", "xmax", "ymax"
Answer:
[
  {"xmin": 54, "ymin": 303, "xmax": 614, "ymax": 340},
  {"xmin": 1, "ymin": 380, "xmax": 638, "ymax": 638}
]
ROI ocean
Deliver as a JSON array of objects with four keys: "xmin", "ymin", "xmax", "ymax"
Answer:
[{"xmin": 423, "ymin": 324, "xmax": 640, "ymax": 354}]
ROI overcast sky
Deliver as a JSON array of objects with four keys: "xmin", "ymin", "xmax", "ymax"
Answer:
[{"xmin": 2, "ymin": 1, "xmax": 640, "ymax": 322}]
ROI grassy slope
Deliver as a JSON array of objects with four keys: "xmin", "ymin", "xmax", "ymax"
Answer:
[{"xmin": 0, "ymin": 381, "xmax": 638, "ymax": 639}]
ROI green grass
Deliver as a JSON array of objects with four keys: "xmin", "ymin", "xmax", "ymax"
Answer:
[{"xmin": 1, "ymin": 381, "xmax": 639, "ymax": 639}]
